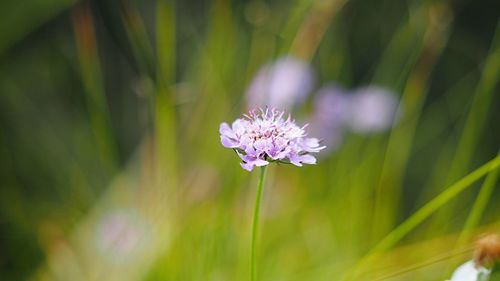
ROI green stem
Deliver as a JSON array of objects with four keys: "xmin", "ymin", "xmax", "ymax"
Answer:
[{"xmin": 251, "ymin": 166, "xmax": 268, "ymax": 281}]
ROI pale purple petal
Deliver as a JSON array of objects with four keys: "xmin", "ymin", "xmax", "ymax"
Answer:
[
  {"xmin": 303, "ymin": 137, "xmax": 320, "ymax": 147},
  {"xmin": 253, "ymin": 159, "xmax": 269, "ymax": 167},
  {"xmin": 274, "ymin": 148, "xmax": 291, "ymax": 159},
  {"xmin": 299, "ymin": 137, "xmax": 326, "ymax": 152},
  {"xmin": 289, "ymin": 154, "xmax": 316, "ymax": 166},
  {"xmin": 221, "ymin": 136, "xmax": 239, "ymax": 148},
  {"xmin": 244, "ymin": 145, "xmax": 257, "ymax": 156},
  {"xmin": 232, "ymin": 119, "xmax": 247, "ymax": 135},
  {"xmin": 241, "ymin": 162, "xmax": 255, "ymax": 171},
  {"xmin": 298, "ymin": 154, "xmax": 317, "ymax": 164},
  {"xmin": 288, "ymin": 154, "xmax": 303, "ymax": 167},
  {"xmin": 242, "ymin": 155, "xmax": 269, "ymax": 167},
  {"xmin": 253, "ymin": 139, "xmax": 269, "ymax": 151},
  {"xmin": 219, "ymin": 122, "xmax": 234, "ymax": 138}
]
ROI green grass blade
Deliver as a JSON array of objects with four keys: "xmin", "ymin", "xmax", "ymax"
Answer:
[{"xmin": 346, "ymin": 154, "xmax": 500, "ymax": 279}]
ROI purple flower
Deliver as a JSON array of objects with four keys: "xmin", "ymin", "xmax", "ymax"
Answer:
[
  {"xmin": 309, "ymin": 84, "xmax": 351, "ymax": 152},
  {"xmin": 220, "ymin": 108, "xmax": 325, "ymax": 171},
  {"xmin": 246, "ymin": 56, "xmax": 314, "ymax": 110},
  {"xmin": 307, "ymin": 84, "xmax": 400, "ymax": 156},
  {"xmin": 345, "ymin": 86, "xmax": 399, "ymax": 133}
]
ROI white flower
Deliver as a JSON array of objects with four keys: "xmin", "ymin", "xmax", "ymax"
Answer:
[{"xmin": 447, "ymin": 261, "xmax": 491, "ymax": 281}]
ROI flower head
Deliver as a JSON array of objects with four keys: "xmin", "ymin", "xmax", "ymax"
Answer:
[{"xmin": 220, "ymin": 108, "xmax": 325, "ymax": 171}]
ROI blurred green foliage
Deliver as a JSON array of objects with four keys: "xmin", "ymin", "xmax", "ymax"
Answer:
[{"xmin": 0, "ymin": 0, "xmax": 499, "ymax": 280}]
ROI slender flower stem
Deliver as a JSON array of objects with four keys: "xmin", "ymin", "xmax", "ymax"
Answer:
[{"xmin": 251, "ymin": 166, "xmax": 268, "ymax": 281}]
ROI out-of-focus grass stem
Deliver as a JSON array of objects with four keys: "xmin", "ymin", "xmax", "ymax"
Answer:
[
  {"xmin": 444, "ymin": 20, "xmax": 500, "ymax": 185},
  {"xmin": 371, "ymin": 2, "xmax": 426, "ymax": 90},
  {"xmin": 433, "ymin": 20, "xmax": 500, "ymax": 249},
  {"xmin": 455, "ymin": 150, "xmax": 500, "ymax": 251},
  {"xmin": 155, "ymin": 0, "xmax": 177, "ymax": 189},
  {"xmin": 367, "ymin": 3, "xmax": 428, "ymax": 243},
  {"xmin": 72, "ymin": 3, "xmax": 117, "ymax": 172},
  {"xmin": 288, "ymin": 0, "xmax": 347, "ymax": 60},
  {"xmin": 371, "ymin": 246, "xmax": 472, "ymax": 281},
  {"xmin": 185, "ymin": 0, "xmax": 234, "ymax": 149},
  {"xmin": 120, "ymin": 1, "xmax": 156, "ymax": 79},
  {"xmin": 0, "ymin": 0, "xmax": 77, "ymax": 56},
  {"xmin": 372, "ymin": 3, "xmax": 452, "ymax": 240},
  {"xmin": 278, "ymin": 0, "xmax": 313, "ymax": 53}
]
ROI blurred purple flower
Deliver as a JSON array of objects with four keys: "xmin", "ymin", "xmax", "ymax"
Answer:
[
  {"xmin": 345, "ymin": 86, "xmax": 399, "ymax": 133},
  {"xmin": 308, "ymin": 84, "xmax": 400, "ymax": 155},
  {"xmin": 220, "ymin": 108, "xmax": 325, "ymax": 171},
  {"xmin": 246, "ymin": 56, "xmax": 314, "ymax": 110},
  {"xmin": 95, "ymin": 209, "xmax": 149, "ymax": 262},
  {"xmin": 308, "ymin": 84, "xmax": 351, "ymax": 152}
]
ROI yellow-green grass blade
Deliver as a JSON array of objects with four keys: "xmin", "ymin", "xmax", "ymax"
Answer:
[{"xmin": 345, "ymin": 154, "xmax": 500, "ymax": 280}]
